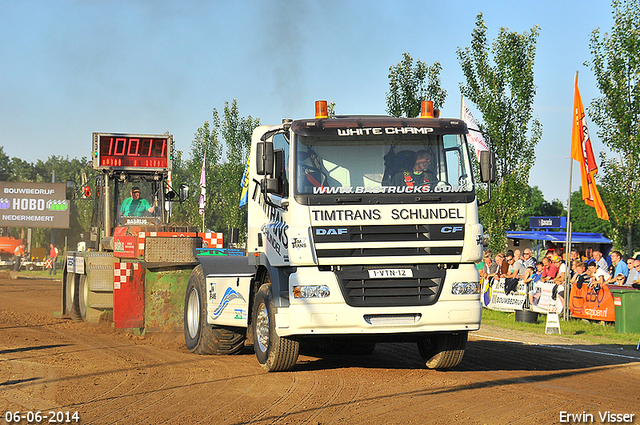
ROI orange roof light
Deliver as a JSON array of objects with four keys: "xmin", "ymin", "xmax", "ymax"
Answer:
[
  {"xmin": 420, "ymin": 100, "xmax": 434, "ymax": 118},
  {"xmin": 315, "ymin": 100, "xmax": 329, "ymax": 119}
]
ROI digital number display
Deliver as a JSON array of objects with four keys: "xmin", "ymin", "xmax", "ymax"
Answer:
[{"xmin": 94, "ymin": 134, "xmax": 171, "ymax": 170}]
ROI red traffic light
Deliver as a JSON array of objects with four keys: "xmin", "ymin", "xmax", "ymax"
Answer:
[{"xmin": 82, "ymin": 185, "xmax": 92, "ymax": 198}]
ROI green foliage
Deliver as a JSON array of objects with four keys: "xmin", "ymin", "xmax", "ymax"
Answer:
[
  {"xmin": 386, "ymin": 52, "xmax": 447, "ymax": 117},
  {"xmin": 458, "ymin": 13, "xmax": 542, "ymax": 252},
  {"xmin": 172, "ymin": 100, "xmax": 260, "ymax": 238},
  {"xmin": 587, "ymin": 0, "xmax": 640, "ymax": 255},
  {"xmin": 511, "ymin": 186, "xmax": 564, "ymax": 230},
  {"xmin": 0, "ymin": 152, "xmax": 93, "ymax": 251},
  {"xmin": 570, "ymin": 187, "xmax": 613, "ymax": 236}
]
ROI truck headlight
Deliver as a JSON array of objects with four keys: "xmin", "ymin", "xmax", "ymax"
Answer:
[
  {"xmin": 451, "ymin": 282, "xmax": 480, "ymax": 295},
  {"xmin": 293, "ymin": 285, "xmax": 330, "ymax": 298}
]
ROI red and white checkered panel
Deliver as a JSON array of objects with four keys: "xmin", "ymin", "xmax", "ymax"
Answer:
[
  {"xmin": 202, "ymin": 232, "xmax": 224, "ymax": 248},
  {"xmin": 137, "ymin": 231, "xmax": 224, "ymax": 256},
  {"xmin": 113, "ymin": 262, "xmax": 130, "ymax": 290}
]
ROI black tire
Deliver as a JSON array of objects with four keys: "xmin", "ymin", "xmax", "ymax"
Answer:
[
  {"xmin": 64, "ymin": 271, "xmax": 77, "ymax": 317},
  {"xmin": 77, "ymin": 274, "xmax": 88, "ymax": 321},
  {"xmin": 417, "ymin": 332, "xmax": 467, "ymax": 371},
  {"xmin": 252, "ymin": 281, "xmax": 299, "ymax": 372},
  {"xmin": 184, "ymin": 265, "xmax": 246, "ymax": 355},
  {"xmin": 27, "ymin": 264, "xmax": 35, "ymax": 271},
  {"xmin": 68, "ymin": 272, "xmax": 85, "ymax": 322}
]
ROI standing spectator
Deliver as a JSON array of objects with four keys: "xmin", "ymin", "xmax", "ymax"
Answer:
[
  {"xmin": 606, "ymin": 251, "xmax": 629, "ymax": 284},
  {"xmin": 553, "ymin": 256, "xmax": 568, "ymax": 283},
  {"xmin": 479, "ymin": 251, "xmax": 497, "ymax": 280},
  {"xmin": 504, "ymin": 253, "xmax": 525, "ymax": 295},
  {"xmin": 583, "ymin": 246, "xmax": 594, "ymax": 263},
  {"xmin": 570, "ymin": 260, "xmax": 590, "ymax": 290},
  {"xmin": 587, "ymin": 262, "xmax": 610, "ymax": 287},
  {"xmin": 626, "ymin": 259, "xmax": 640, "ymax": 286},
  {"xmin": 513, "ymin": 249, "xmax": 522, "ymax": 265},
  {"xmin": 592, "ymin": 250, "xmax": 609, "ymax": 272},
  {"xmin": 532, "ymin": 262, "xmax": 544, "ymax": 283},
  {"xmin": 13, "ymin": 243, "xmax": 24, "ymax": 272},
  {"xmin": 489, "ymin": 253, "xmax": 508, "ymax": 281},
  {"xmin": 626, "ymin": 257, "xmax": 635, "ymax": 271},
  {"xmin": 522, "ymin": 248, "xmax": 536, "ymax": 269},
  {"xmin": 49, "ymin": 243, "xmax": 59, "ymax": 276},
  {"xmin": 540, "ymin": 257, "xmax": 558, "ymax": 282}
]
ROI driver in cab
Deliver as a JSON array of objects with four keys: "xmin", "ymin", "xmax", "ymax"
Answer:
[
  {"xmin": 120, "ymin": 187, "xmax": 157, "ymax": 217},
  {"xmin": 392, "ymin": 150, "xmax": 436, "ymax": 188}
]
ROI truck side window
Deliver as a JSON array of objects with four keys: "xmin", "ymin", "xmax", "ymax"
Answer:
[{"xmin": 272, "ymin": 133, "xmax": 289, "ymax": 197}]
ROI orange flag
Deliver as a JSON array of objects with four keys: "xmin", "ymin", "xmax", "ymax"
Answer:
[{"xmin": 571, "ymin": 74, "xmax": 609, "ymax": 220}]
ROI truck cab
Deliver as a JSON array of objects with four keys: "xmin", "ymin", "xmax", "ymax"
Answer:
[{"xmin": 185, "ymin": 101, "xmax": 495, "ymax": 371}]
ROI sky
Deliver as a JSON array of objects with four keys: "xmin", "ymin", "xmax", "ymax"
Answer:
[{"xmin": 0, "ymin": 0, "xmax": 616, "ymax": 204}]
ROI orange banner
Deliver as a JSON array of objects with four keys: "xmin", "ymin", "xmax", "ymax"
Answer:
[
  {"xmin": 571, "ymin": 74, "xmax": 609, "ymax": 220},
  {"xmin": 569, "ymin": 281, "xmax": 615, "ymax": 321}
]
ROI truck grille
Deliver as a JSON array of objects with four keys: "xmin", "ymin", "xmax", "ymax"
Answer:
[
  {"xmin": 312, "ymin": 224, "xmax": 464, "ymax": 258},
  {"xmin": 334, "ymin": 264, "xmax": 446, "ymax": 307}
]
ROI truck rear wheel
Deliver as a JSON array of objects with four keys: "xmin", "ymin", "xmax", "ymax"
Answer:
[
  {"xmin": 65, "ymin": 271, "xmax": 77, "ymax": 318},
  {"xmin": 417, "ymin": 331, "xmax": 467, "ymax": 371},
  {"xmin": 252, "ymin": 282, "xmax": 299, "ymax": 372},
  {"xmin": 184, "ymin": 265, "xmax": 245, "ymax": 355},
  {"xmin": 77, "ymin": 275, "xmax": 88, "ymax": 321}
]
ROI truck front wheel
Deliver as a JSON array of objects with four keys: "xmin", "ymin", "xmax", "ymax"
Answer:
[
  {"xmin": 184, "ymin": 265, "xmax": 245, "ymax": 355},
  {"xmin": 417, "ymin": 331, "xmax": 467, "ymax": 371},
  {"xmin": 252, "ymin": 282, "xmax": 299, "ymax": 372}
]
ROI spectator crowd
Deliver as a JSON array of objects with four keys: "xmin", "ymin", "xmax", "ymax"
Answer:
[{"xmin": 479, "ymin": 245, "xmax": 640, "ymax": 293}]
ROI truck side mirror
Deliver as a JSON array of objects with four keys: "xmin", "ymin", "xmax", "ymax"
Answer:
[
  {"xmin": 480, "ymin": 150, "xmax": 496, "ymax": 183},
  {"xmin": 256, "ymin": 141, "xmax": 274, "ymax": 176},
  {"xmin": 65, "ymin": 181, "xmax": 77, "ymax": 200},
  {"xmin": 179, "ymin": 184, "xmax": 189, "ymax": 202}
]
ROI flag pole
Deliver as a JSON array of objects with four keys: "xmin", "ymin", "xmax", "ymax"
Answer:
[{"xmin": 564, "ymin": 72, "xmax": 578, "ymax": 320}]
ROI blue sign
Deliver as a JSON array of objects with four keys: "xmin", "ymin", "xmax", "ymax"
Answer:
[{"xmin": 529, "ymin": 216, "xmax": 566, "ymax": 229}]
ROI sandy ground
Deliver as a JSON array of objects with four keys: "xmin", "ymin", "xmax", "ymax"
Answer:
[{"xmin": 1, "ymin": 275, "xmax": 639, "ymax": 425}]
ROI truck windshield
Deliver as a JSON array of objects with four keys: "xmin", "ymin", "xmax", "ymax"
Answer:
[
  {"xmin": 115, "ymin": 180, "xmax": 163, "ymax": 226},
  {"xmin": 294, "ymin": 133, "xmax": 475, "ymax": 198}
]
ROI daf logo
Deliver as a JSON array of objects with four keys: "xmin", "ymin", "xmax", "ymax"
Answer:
[
  {"xmin": 441, "ymin": 226, "xmax": 463, "ymax": 234},
  {"xmin": 316, "ymin": 228, "xmax": 348, "ymax": 236}
]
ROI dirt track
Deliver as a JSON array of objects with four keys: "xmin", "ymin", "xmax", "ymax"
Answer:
[{"xmin": 1, "ymin": 276, "xmax": 639, "ymax": 425}]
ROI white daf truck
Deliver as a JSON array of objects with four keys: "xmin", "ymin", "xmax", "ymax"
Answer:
[{"xmin": 184, "ymin": 100, "xmax": 496, "ymax": 371}]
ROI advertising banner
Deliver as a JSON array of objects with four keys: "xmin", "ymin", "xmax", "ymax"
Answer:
[
  {"xmin": 530, "ymin": 281, "xmax": 564, "ymax": 315},
  {"xmin": 482, "ymin": 278, "xmax": 526, "ymax": 312},
  {"xmin": 0, "ymin": 182, "xmax": 69, "ymax": 228},
  {"xmin": 482, "ymin": 278, "xmax": 563, "ymax": 315},
  {"xmin": 569, "ymin": 281, "xmax": 615, "ymax": 321}
]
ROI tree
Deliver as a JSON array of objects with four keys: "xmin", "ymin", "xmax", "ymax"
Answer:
[
  {"xmin": 210, "ymin": 100, "xmax": 259, "ymax": 238},
  {"xmin": 386, "ymin": 52, "xmax": 447, "ymax": 117},
  {"xmin": 511, "ymin": 186, "xmax": 564, "ymax": 230},
  {"xmin": 457, "ymin": 13, "xmax": 542, "ymax": 252},
  {"xmin": 570, "ymin": 187, "xmax": 613, "ymax": 236},
  {"xmin": 184, "ymin": 100, "xmax": 259, "ymax": 238},
  {"xmin": 586, "ymin": 0, "xmax": 640, "ymax": 256}
]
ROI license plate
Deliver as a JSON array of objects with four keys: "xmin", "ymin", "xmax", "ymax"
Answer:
[{"xmin": 368, "ymin": 269, "xmax": 413, "ymax": 278}]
